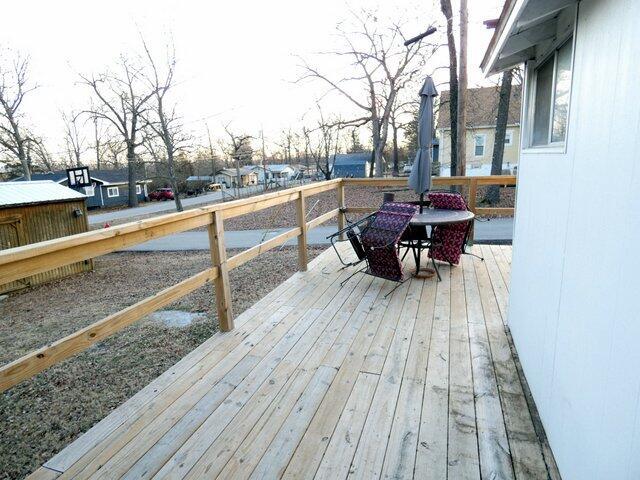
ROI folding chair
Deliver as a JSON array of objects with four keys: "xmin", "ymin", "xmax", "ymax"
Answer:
[
  {"xmin": 328, "ymin": 202, "xmax": 418, "ymax": 292},
  {"xmin": 427, "ymin": 191, "xmax": 483, "ymax": 265}
]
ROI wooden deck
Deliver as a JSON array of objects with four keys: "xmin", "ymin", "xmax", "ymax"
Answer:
[{"xmin": 30, "ymin": 243, "xmax": 557, "ymax": 480}]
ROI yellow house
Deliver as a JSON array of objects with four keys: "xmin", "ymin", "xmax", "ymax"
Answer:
[{"xmin": 437, "ymin": 85, "xmax": 521, "ymax": 174}]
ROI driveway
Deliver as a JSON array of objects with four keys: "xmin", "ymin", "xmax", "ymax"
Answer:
[{"xmin": 121, "ymin": 218, "xmax": 514, "ymax": 251}]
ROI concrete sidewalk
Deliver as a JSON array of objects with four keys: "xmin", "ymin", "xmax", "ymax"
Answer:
[{"xmin": 121, "ymin": 218, "xmax": 513, "ymax": 252}]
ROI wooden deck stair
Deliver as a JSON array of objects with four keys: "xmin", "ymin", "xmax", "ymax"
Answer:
[{"xmin": 29, "ymin": 243, "xmax": 559, "ymax": 480}]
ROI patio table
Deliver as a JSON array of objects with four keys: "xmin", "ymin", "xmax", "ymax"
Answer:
[{"xmin": 406, "ymin": 209, "xmax": 475, "ymax": 278}]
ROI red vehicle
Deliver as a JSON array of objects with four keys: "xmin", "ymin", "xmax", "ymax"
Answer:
[{"xmin": 149, "ymin": 188, "xmax": 175, "ymax": 201}]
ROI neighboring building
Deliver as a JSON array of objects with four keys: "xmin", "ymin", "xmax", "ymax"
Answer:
[
  {"xmin": 0, "ymin": 181, "xmax": 92, "ymax": 293},
  {"xmin": 249, "ymin": 164, "xmax": 296, "ymax": 184},
  {"xmin": 332, "ymin": 152, "xmax": 375, "ymax": 178},
  {"xmin": 483, "ymin": 1, "xmax": 640, "ymax": 478},
  {"xmin": 186, "ymin": 175, "xmax": 215, "ymax": 183},
  {"xmin": 437, "ymin": 85, "xmax": 521, "ymax": 174},
  {"xmin": 11, "ymin": 169, "xmax": 150, "ymax": 209},
  {"xmin": 214, "ymin": 168, "xmax": 258, "ymax": 188},
  {"xmin": 266, "ymin": 164, "xmax": 296, "ymax": 180}
]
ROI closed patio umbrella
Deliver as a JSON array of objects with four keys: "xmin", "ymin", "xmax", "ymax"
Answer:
[{"xmin": 408, "ymin": 76, "xmax": 438, "ymax": 212}]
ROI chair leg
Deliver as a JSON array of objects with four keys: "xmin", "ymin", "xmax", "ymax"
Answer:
[
  {"xmin": 464, "ymin": 251, "xmax": 485, "ymax": 261},
  {"xmin": 431, "ymin": 256, "xmax": 442, "ymax": 281},
  {"xmin": 340, "ymin": 267, "xmax": 365, "ymax": 286}
]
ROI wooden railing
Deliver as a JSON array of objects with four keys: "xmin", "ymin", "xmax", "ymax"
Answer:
[{"xmin": 0, "ymin": 175, "xmax": 515, "ymax": 392}]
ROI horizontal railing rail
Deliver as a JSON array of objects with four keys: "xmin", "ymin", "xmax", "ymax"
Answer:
[{"xmin": 0, "ymin": 175, "xmax": 515, "ymax": 392}]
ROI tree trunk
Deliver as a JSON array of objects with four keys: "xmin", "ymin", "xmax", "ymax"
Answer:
[
  {"xmin": 126, "ymin": 144, "xmax": 139, "ymax": 207},
  {"xmin": 372, "ymin": 119, "xmax": 383, "ymax": 177},
  {"xmin": 457, "ymin": 0, "xmax": 468, "ymax": 177},
  {"xmin": 440, "ymin": 0, "xmax": 458, "ymax": 177},
  {"xmin": 486, "ymin": 68, "xmax": 514, "ymax": 204},
  {"xmin": 166, "ymin": 150, "xmax": 183, "ymax": 212},
  {"xmin": 391, "ymin": 117, "xmax": 399, "ymax": 177}
]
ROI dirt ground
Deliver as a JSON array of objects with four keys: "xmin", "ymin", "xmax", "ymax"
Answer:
[{"xmin": 0, "ymin": 247, "xmax": 324, "ymax": 480}]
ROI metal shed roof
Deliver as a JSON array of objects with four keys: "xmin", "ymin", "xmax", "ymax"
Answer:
[{"xmin": 0, "ymin": 180, "xmax": 86, "ymax": 208}]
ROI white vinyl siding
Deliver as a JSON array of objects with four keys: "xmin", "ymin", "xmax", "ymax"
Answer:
[{"xmin": 106, "ymin": 187, "xmax": 119, "ymax": 198}]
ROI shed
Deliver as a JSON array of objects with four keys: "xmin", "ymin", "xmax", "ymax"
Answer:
[
  {"xmin": 332, "ymin": 152, "xmax": 375, "ymax": 178},
  {"xmin": 0, "ymin": 181, "xmax": 93, "ymax": 294}
]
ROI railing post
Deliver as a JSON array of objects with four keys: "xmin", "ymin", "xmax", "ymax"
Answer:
[
  {"xmin": 468, "ymin": 178, "xmax": 478, "ymax": 244},
  {"xmin": 296, "ymin": 191, "xmax": 309, "ymax": 271},
  {"xmin": 208, "ymin": 210, "xmax": 234, "ymax": 331},
  {"xmin": 337, "ymin": 181, "xmax": 346, "ymax": 240}
]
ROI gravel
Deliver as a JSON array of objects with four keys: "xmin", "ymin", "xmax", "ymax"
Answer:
[{"xmin": 0, "ymin": 247, "xmax": 323, "ymax": 479}]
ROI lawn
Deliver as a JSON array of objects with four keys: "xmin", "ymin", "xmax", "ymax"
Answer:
[{"xmin": 0, "ymin": 247, "xmax": 324, "ymax": 480}]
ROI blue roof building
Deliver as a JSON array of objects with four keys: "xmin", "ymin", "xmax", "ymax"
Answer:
[{"xmin": 332, "ymin": 152, "xmax": 376, "ymax": 178}]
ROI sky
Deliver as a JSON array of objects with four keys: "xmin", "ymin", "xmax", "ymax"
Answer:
[{"xmin": 0, "ymin": 0, "xmax": 504, "ymax": 162}]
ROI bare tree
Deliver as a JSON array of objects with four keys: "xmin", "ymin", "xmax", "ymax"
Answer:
[
  {"xmin": 62, "ymin": 110, "xmax": 86, "ymax": 167},
  {"xmin": 141, "ymin": 38, "xmax": 188, "ymax": 212},
  {"xmin": 222, "ymin": 124, "xmax": 253, "ymax": 197},
  {"xmin": 0, "ymin": 50, "xmax": 37, "ymax": 179},
  {"xmin": 26, "ymin": 135, "xmax": 55, "ymax": 172},
  {"xmin": 81, "ymin": 54, "xmax": 156, "ymax": 207},
  {"xmin": 299, "ymin": 10, "xmax": 436, "ymax": 177},
  {"xmin": 485, "ymin": 68, "xmax": 515, "ymax": 204},
  {"xmin": 305, "ymin": 107, "xmax": 345, "ymax": 180},
  {"xmin": 439, "ymin": 0, "xmax": 459, "ymax": 176}
]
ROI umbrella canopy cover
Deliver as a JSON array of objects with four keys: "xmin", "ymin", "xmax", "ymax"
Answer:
[{"xmin": 408, "ymin": 76, "xmax": 438, "ymax": 194}]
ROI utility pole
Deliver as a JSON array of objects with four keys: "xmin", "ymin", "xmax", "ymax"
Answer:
[
  {"xmin": 457, "ymin": 0, "xmax": 468, "ymax": 176},
  {"xmin": 206, "ymin": 123, "xmax": 217, "ymax": 179},
  {"xmin": 261, "ymin": 128, "xmax": 268, "ymax": 191},
  {"xmin": 93, "ymin": 117, "xmax": 101, "ymax": 170}
]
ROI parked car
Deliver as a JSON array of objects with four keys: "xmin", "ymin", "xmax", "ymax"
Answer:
[
  {"xmin": 402, "ymin": 163, "xmax": 412, "ymax": 174},
  {"xmin": 149, "ymin": 188, "xmax": 175, "ymax": 201}
]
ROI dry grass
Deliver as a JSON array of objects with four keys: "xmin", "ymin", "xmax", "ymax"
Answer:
[{"xmin": 0, "ymin": 247, "xmax": 324, "ymax": 480}]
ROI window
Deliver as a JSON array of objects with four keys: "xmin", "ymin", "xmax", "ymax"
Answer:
[
  {"xmin": 474, "ymin": 134, "xmax": 486, "ymax": 157},
  {"xmin": 504, "ymin": 130, "xmax": 513, "ymax": 146},
  {"xmin": 530, "ymin": 37, "xmax": 573, "ymax": 147},
  {"xmin": 136, "ymin": 185, "xmax": 142, "ymax": 195},
  {"xmin": 84, "ymin": 185, "xmax": 95, "ymax": 196},
  {"xmin": 107, "ymin": 187, "xmax": 119, "ymax": 198}
]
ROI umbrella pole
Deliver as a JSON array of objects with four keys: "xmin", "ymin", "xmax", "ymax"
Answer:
[{"xmin": 420, "ymin": 192, "xmax": 424, "ymax": 213}]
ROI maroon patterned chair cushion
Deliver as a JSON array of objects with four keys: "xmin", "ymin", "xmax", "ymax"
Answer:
[
  {"xmin": 427, "ymin": 192, "xmax": 470, "ymax": 265},
  {"xmin": 361, "ymin": 202, "xmax": 417, "ymax": 281}
]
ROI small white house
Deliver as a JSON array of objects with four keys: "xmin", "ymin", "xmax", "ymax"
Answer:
[
  {"xmin": 483, "ymin": 1, "xmax": 640, "ymax": 478},
  {"xmin": 250, "ymin": 164, "xmax": 296, "ymax": 185}
]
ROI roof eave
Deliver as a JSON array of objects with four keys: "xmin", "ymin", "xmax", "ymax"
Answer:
[{"xmin": 482, "ymin": 0, "xmax": 577, "ymax": 76}]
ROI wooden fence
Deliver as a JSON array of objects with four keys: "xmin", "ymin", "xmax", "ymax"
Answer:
[{"xmin": 0, "ymin": 175, "xmax": 515, "ymax": 392}]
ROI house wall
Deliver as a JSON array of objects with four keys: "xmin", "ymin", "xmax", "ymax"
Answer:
[
  {"xmin": 508, "ymin": 1, "xmax": 640, "ymax": 478},
  {"xmin": 332, "ymin": 163, "xmax": 369, "ymax": 178},
  {"xmin": 100, "ymin": 184, "xmax": 146, "ymax": 207},
  {"xmin": 438, "ymin": 126, "xmax": 520, "ymax": 171}
]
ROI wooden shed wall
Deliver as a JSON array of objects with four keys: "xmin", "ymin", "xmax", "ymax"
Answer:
[{"xmin": 0, "ymin": 200, "xmax": 92, "ymax": 294}]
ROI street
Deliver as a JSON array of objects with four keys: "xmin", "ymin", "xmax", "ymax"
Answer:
[{"xmin": 121, "ymin": 218, "xmax": 514, "ymax": 251}]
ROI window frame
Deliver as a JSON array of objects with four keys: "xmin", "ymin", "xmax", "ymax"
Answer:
[
  {"xmin": 84, "ymin": 185, "xmax": 95, "ymax": 196},
  {"xmin": 523, "ymin": 29, "xmax": 576, "ymax": 154},
  {"xmin": 504, "ymin": 130, "xmax": 513, "ymax": 146},
  {"xmin": 136, "ymin": 184, "xmax": 142, "ymax": 195},
  {"xmin": 473, "ymin": 133, "xmax": 487, "ymax": 157},
  {"xmin": 107, "ymin": 186, "xmax": 120, "ymax": 198}
]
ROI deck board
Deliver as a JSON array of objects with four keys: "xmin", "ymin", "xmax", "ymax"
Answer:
[{"xmin": 32, "ymin": 243, "xmax": 558, "ymax": 480}]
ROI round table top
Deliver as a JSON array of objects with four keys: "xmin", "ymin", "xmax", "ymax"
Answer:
[{"xmin": 410, "ymin": 209, "xmax": 475, "ymax": 226}]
